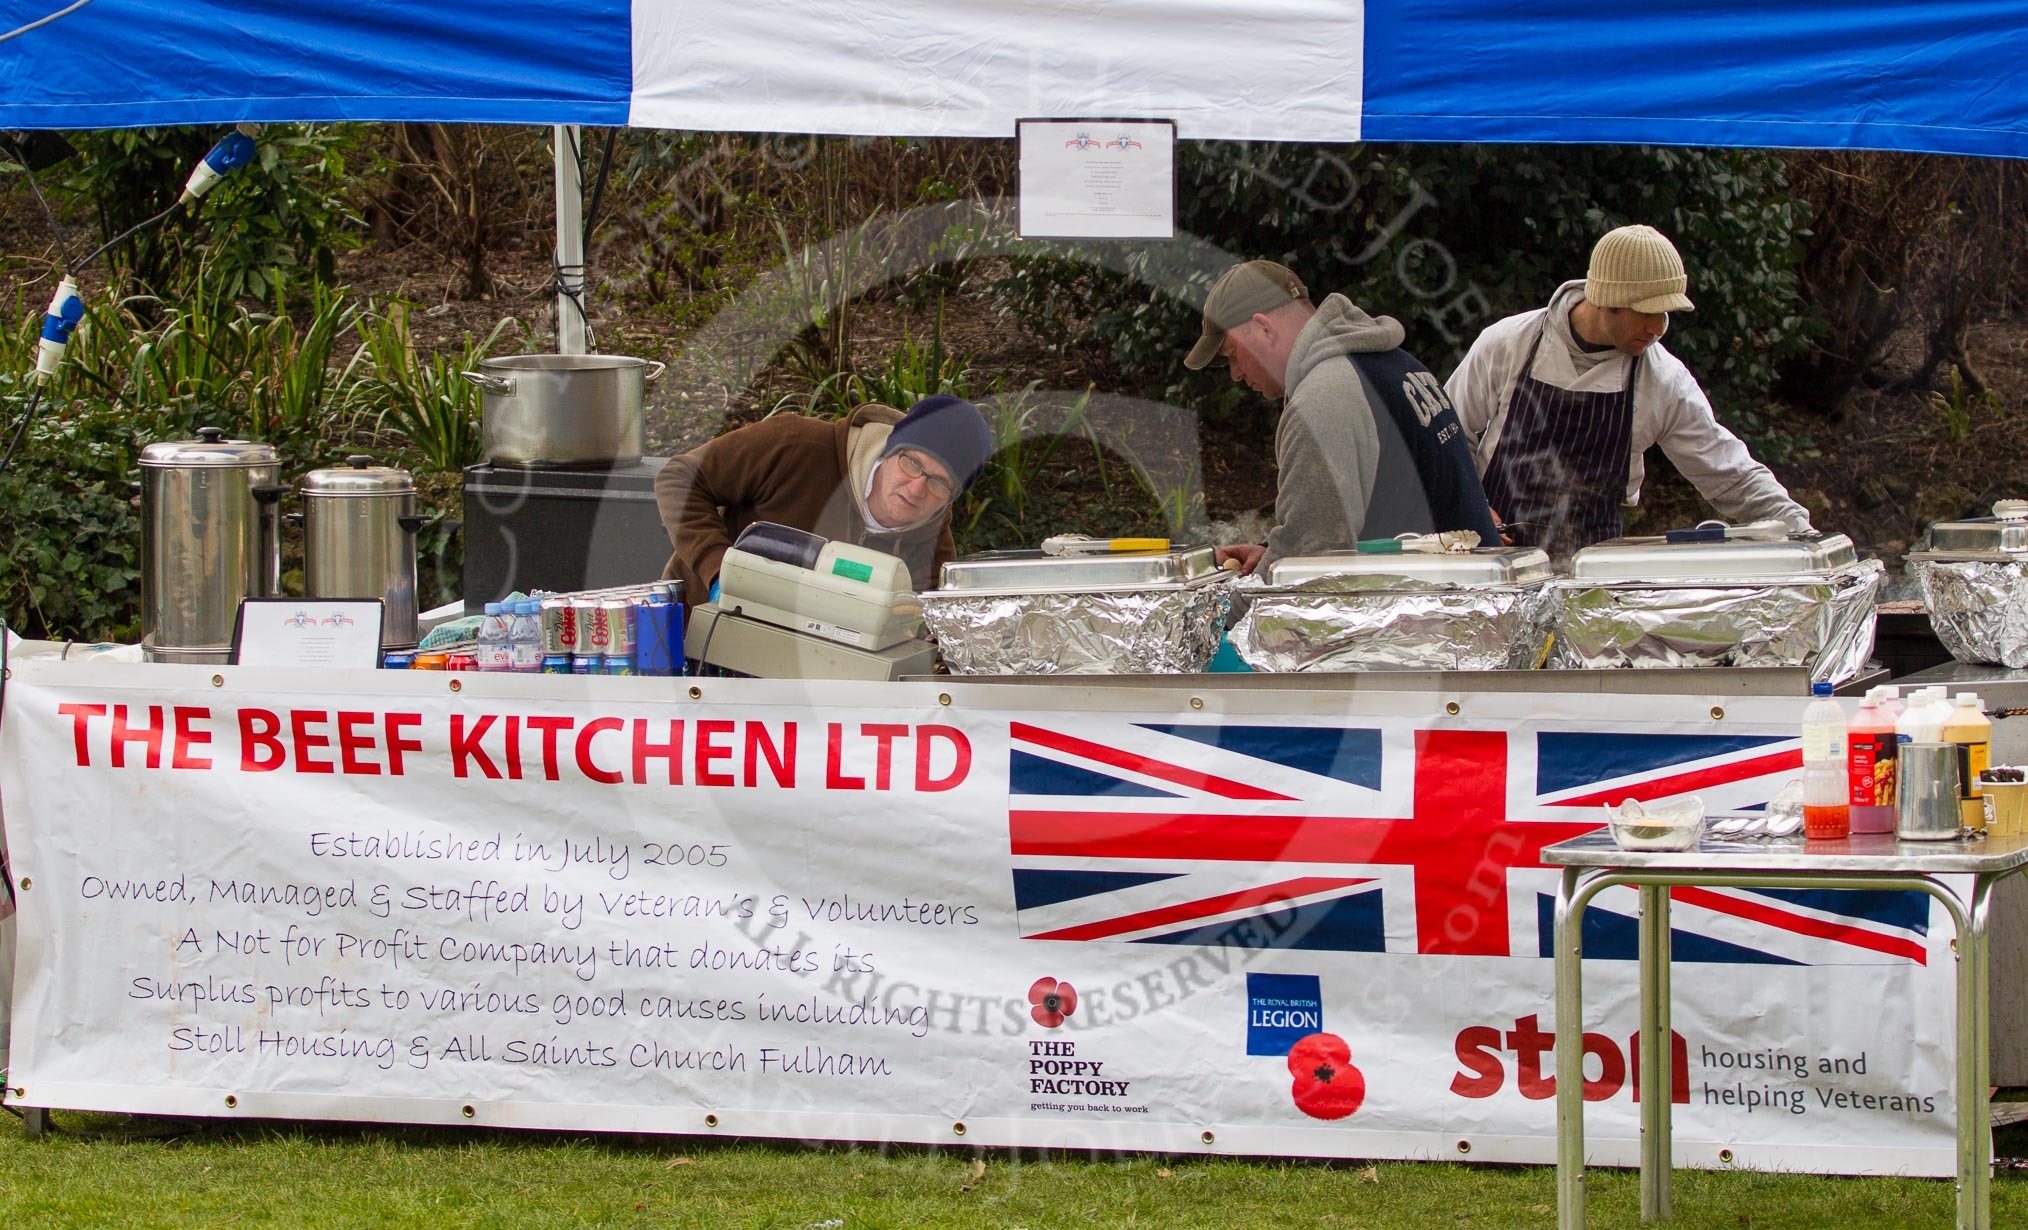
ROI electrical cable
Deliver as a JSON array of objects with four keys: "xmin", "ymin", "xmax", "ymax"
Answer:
[
  {"xmin": 76, "ymin": 199, "xmax": 180, "ymax": 273},
  {"xmin": 693, "ymin": 604, "xmax": 736, "ymax": 676},
  {"xmin": 0, "ymin": 384, "xmax": 46, "ymax": 477},
  {"xmin": 549, "ymin": 126, "xmax": 614, "ymax": 352},
  {"xmin": 0, "ymin": 0, "xmax": 95, "ymax": 45},
  {"xmin": 583, "ymin": 128, "xmax": 616, "ymax": 253},
  {"xmin": 552, "ymin": 260, "xmax": 595, "ymax": 351},
  {"xmin": 17, "ymin": 167, "xmax": 74, "ymax": 272}
]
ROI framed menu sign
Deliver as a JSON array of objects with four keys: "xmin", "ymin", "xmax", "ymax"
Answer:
[
  {"xmin": 230, "ymin": 599, "xmax": 386, "ymax": 668},
  {"xmin": 1017, "ymin": 118, "xmax": 1176, "ymax": 240}
]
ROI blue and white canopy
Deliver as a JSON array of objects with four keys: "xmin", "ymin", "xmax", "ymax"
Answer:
[{"xmin": 0, "ymin": 0, "xmax": 2023, "ymax": 156}]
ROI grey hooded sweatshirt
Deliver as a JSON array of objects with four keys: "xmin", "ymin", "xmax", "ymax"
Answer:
[{"xmin": 1263, "ymin": 294, "xmax": 1436, "ymax": 568}]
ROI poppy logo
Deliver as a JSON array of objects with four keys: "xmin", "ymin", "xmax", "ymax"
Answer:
[
  {"xmin": 1028, "ymin": 976, "xmax": 1078, "ymax": 1028},
  {"xmin": 1287, "ymin": 1032, "xmax": 1365, "ymax": 1120}
]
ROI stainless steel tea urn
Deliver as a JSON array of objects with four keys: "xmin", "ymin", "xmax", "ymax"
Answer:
[
  {"xmin": 301, "ymin": 455, "xmax": 425, "ymax": 649},
  {"xmin": 140, "ymin": 426, "xmax": 284, "ymax": 664}
]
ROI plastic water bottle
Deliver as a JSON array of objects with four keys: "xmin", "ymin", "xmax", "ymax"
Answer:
[
  {"xmin": 1802, "ymin": 681, "xmax": 1849, "ymax": 839},
  {"xmin": 509, "ymin": 599, "xmax": 543, "ymax": 673},
  {"xmin": 476, "ymin": 602, "xmax": 511, "ymax": 672}
]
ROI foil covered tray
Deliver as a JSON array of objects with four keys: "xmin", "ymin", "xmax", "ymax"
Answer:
[
  {"xmin": 1569, "ymin": 532, "xmax": 1857, "ymax": 581},
  {"xmin": 938, "ymin": 546, "xmax": 1218, "ymax": 594},
  {"xmin": 1232, "ymin": 547, "xmax": 1556, "ymax": 672},
  {"xmin": 1909, "ymin": 559, "xmax": 2028, "ymax": 667},
  {"xmin": 1908, "ymin": 504, "xmax": 2028, "ymax": 666},
  {"xmin": 1549, "ymin": 557, "xmax": 1884, "ymax": 684},
  {"xmin": 923, "ymin": 547, "xmax": 1231, "ymax": 674}
]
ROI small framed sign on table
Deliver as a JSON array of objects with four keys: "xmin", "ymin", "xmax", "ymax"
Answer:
[
  {"xmin": 1017, "ymin": 118, "xmax": 1176, "ymax": 240},
  {"xmin": 230, "ymin": 599, "xmax": 386, "ymax": 668}
]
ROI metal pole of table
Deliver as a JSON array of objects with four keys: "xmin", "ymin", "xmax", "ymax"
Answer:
[
  {"xmin": 1967, "ymin": 877, "xmax": 1996, "ymax": 1230},
  {"xmin": 1638, "ymin": 884, "xmax": 1673, "ymax": 1221},
  {"xmin": 1553, "ymin": 865, "xmax": 1979, "ymax": 1230},
  {"xmin": 1554, "ymin": 864, "xmax": 1588, "ymax": 1230}
]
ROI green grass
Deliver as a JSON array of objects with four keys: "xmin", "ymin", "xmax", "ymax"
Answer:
[{"xmin": 0, "ymin": 1114, "xmax": 2019, "ymax": 1228}]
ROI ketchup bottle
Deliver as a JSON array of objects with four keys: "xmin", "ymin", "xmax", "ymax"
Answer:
[{"xmin": 1847, "ymin": 687, "xmax": 1897, "ymax": 834}]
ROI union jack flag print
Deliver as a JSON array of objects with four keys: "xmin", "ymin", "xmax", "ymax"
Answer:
[{"xmin": 1007, "ymin": 720, "xmax": 1931, "ymax": 966}]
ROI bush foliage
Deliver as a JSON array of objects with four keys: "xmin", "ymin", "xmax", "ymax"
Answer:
[
  {"xmin": 999, "ymin": 143, "xmax": 1811, "ymax": 446},
  {"xmin": 59, "ymin": 125, "xmax": 360, "ymax": 301}
]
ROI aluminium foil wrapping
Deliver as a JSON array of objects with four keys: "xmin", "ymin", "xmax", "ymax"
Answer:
[
  {"xmin": 1910, "ymin": 558, "xmax": 2028, "ymax": 668},
  {"xmin": 1228, "ymin": 574, "xmax": 1558, "ymax": 672},
  {"xmin": 1548, "ymin": 559, "xmax": 1884, "ymax": 684},
  {"xmin": 920, "ymin": 581, "xmax": 1230, "ymax": 675}
]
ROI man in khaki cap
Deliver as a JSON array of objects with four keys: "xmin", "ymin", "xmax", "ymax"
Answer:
[
  {"xmin": 1445, "ymin": 224, "xmax": 1810, "ymax": 557},
  {"xmin": 1185, "ymin": 259, "xmax": 1499, "ymax": 575}
]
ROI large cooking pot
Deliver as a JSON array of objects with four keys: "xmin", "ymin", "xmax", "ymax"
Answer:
[
  {"xmin": 299, "ymin": 455, "xmax": 427, "ymax": 649},
  {"xmin": 139, "ymin": 426, "xmax": 284, "ymax": 663},
  {"xmin": 462, "ymin": 354, "xmax": 663, "ymax": 467}
]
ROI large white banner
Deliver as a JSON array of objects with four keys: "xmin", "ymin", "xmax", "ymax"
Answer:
[
  {"xmin": 629, "ymin": 0, "xmax": 1364, "ymax": 140},
  {"xmin": 0, "ymin": 663, "xmax": 1955, "ymax": 1172}
]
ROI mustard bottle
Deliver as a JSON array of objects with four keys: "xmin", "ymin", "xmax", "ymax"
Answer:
[{"xmin": 1943, "ymin": 693, "xmax": 1992, "ymax": 828}]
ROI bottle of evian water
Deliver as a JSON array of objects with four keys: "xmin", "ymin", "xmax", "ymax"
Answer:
[{"xmin": 476, "ymin": 602, "xmax": 511, "ymax": 672}]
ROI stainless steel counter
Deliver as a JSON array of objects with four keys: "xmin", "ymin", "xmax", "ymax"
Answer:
[{"xmin": 915, "ymin": 665, "xmax": 1888, "ymax": 697}]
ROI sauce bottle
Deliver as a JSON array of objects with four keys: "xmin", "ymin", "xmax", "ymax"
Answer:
[
  {"xmin": 1943, "ymin": 693, "xmax": 1992, "ymax": 828},
  {"xmin": 1897, "ymin": 687, "xmax": 1948, "ymax": 743},
  {"xmin": 1802, "ymin": 682, "xmax": 1850, "ymax": 839},
  {"xmin": 1847, "ymin": 687, "xmax": 1898, "ymax": 834}
]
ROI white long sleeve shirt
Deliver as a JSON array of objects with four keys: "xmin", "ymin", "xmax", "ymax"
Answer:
[{"xmin": 1443, "ymin": 281, "xmax": 1811, "ymax": 531}]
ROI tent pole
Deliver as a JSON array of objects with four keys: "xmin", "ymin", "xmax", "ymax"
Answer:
[{"xmin": 553, "ymin": 123, "xmax": 587, "ymax": 355}]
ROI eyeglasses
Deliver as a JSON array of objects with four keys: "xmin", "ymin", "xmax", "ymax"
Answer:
[{"xmin": 893, "ymin": 450, "xmax": 954, "ymax": 501}]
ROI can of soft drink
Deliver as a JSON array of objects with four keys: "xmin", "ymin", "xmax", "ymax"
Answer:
[
  {"xmin": 540, "ymin": 654, "xmax": 573, "ymax": 674},
  {"xmin": 444, "ymin": 653, "xmax": 479, "ymax": 672},
  {"xmin": 382, "ymin": 652, "xmax": 415, "ymax": 670},
  {"xmin": 571, "ymin": 597, "xmax": 603, "ymax": 657},
  {"xmin": 602, "ymin": 599, "xmax": 636, "ymax": 658},
  {"xmin": 603, "ymin": 654, "xmax": 636, "ymax": 676},
  {"xmin": 412, "ymin": 652, "xmax": 450, "ymax": 671},
  {"xmin": 571, "ymin": 654, "xmax": 601, "ymax": 675},
  {"xmin": 540, "ymin": 597, "xmax": 575, "ymax": 656}
]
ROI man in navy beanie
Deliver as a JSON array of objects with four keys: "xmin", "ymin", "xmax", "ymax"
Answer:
[{"xmin": 655, "ymin": 394, "xmax": 994, "ymax": 600}]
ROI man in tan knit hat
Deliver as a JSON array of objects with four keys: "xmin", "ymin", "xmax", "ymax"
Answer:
[{"xmin": 1444, "ymin": 224, "xmax": 1809, "ymax": 557}]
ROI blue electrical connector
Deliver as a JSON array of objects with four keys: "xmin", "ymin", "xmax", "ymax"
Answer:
[
  {"xmin": 179, "ymin": 127, "xmax": 259, "ymax": 204},
  {"xmin": 34, "ymin": 276, "xmax": 82, "ymax": 384}
]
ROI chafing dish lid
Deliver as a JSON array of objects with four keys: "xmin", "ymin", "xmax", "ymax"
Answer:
[
  {"xmin": 1918, "ymin": 504, "xmax": 2028, "ymax": 556},
  {"xmin": 936, "ymin": 545, "xmax": 1220, "ymax": 593},
  {"xmin": 1264, "ymin": 545, "xmax": 1552, "ymax": 587},
  {"xmin": 1569, "ymin": 532, "xmax": 1857, "ymax": 581}
]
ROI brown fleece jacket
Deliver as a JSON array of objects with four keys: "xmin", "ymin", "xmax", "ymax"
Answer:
[{"xmin": 654, "ymin": 405, "xmax": 957, "ymax": 602}]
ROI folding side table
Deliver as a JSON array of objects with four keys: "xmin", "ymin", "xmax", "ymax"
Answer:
[{"xmin": 1543, "ymin": 830, "xmax": 2028, "ymax": 1230}]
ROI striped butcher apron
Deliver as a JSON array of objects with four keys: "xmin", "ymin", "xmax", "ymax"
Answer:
[{"xmin": 1479, "ymin": 319, "xmax": 1641, "ymax": 559}]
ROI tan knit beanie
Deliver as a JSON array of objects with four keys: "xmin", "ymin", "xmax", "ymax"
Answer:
[{"xmin": 1584, "ymin": 225, "xmax": 1694, "ymax": 313}]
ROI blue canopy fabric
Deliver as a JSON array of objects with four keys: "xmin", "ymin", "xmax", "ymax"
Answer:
[{"xmin": 0, "ymin": 0, "xmax": 2023, "ymax": 156}]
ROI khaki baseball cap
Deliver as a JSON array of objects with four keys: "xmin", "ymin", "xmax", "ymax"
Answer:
[
  {"xmin": 1585, "ymin": 224, "xmax": 1695, "ymax": 314},
  {"xmin": 1184, "ymin": 260, "xmax": 1309, "ymax": 370}
]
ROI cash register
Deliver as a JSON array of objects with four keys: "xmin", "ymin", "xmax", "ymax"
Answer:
[{"xmin": 684, "ymin": 523, "xmax": 938, "ymax": 680}]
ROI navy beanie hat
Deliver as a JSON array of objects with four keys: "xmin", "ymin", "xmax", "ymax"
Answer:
[{"xmin": 882, "ymin": 394, "xmax": 995, "ymax": 494}]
